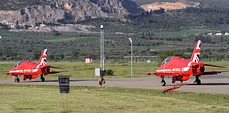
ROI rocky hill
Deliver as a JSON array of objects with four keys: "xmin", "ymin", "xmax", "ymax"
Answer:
[
  {"xmin": 141, "ymin": 0, "xmax": 200, "ymax": 11},
  {"xmin": 0, "ymin": 0, "xmax": 143, "ymax": 26}
]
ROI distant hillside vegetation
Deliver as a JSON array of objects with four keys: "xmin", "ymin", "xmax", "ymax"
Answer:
[
  {"xmin": 191, "ymin": 0, "xmax": 229, "ymax": 8},
  {"xmin": 0, "ymin": 0, "xmax": 50, "ymax": 10}
]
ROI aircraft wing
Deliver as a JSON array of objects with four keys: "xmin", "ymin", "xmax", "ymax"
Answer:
[
  {"xmin": 41, "ymin": 65, "xmax": 67, "ymax": 75},
  {"xmin": 41, "ymin": 65, "xmax": 64, "ymax": 69},
  {"xmin": 201, "ymin": 70, "xmax": 229, "ymax": 75},
  {"xmin": 204, "ymin": 64, "xmax": 226, "ymax": 68},
  {"xmin": 45, "ymin": 71, "xmax": 60, "ymax": 75}
]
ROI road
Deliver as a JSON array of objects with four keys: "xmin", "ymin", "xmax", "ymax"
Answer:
[{"xmin": 1, "ymin": 75, "xmax": 229, "ymax": 94}]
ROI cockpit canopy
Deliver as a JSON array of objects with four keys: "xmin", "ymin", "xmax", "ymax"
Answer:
[
  {"xmin": 14, "ymin": 60, "xmax": 24, "ymax": 67},
  {"xmin": 161, "ymin": 56, "xmax": 173, "ymax": 66}
]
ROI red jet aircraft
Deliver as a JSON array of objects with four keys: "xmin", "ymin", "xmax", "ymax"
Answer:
[
  {"xmin": 149, "ymin": 40, "xmax": 228, "ymax": 86},
  {"xmin": 7, "ymin": 49, "xmax": 60, "ymax": 83}
]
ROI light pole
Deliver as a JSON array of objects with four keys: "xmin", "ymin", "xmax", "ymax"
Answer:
[
  {"xmin": 128, "ymin": 38, "xmax": 133, "ymax": 78},
  {"xmin": 100, "ymin": 25, "xmax": 104, "ymax": 75}
]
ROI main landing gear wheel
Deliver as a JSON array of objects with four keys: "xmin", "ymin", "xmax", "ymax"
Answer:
[
  {"xmin": 194, "ymin": 76, "xmax": 201, "ymax": 85},
  {"xmin": 16, "ymin": 78, "xmax": 20, "ymax": 83},
  {"xmin": 196, "ymin": 78, "xmax": 201, "ymax": 85},
  {"xmin": 40, "ymin": 74, "xmax": 45, "ymax": 82},
  {"xmin": 14, "ymin": 77, "xmax": 20, "ymax": 83},
  {"xmin": 161, "ymin": 79, "xmax": 166, "ymax": 86}
]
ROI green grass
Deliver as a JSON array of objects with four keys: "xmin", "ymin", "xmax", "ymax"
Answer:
[
  {"xmin": 0, "ymin": 84, "xmax": 228, "ymax": 113},
  {"xmin": 154, "ymin": 28, "xmax": 217, "ymax": 37}
]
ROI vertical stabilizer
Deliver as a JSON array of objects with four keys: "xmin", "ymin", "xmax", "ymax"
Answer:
[
  {"xmin": 38, "ymin": 49, "xmax": 47, "ymax": 67},
  {"xmin": 190, "ymin": 40, "xmax": 201, "ymax": 63}
]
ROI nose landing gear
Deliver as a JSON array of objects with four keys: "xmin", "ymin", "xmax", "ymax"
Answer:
[
  {"xmin": 161, "ymin": 76, "xmax": 166, "ymax": 86},
  {"xmin": 14, "ymin": 76, "xmax": 20, "ymax": 83}
]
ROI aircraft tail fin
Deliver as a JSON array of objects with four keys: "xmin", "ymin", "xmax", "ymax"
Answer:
[
  {"xmin": 38, "ymin": 49, "xmax": 48, "ymax": 66},
  {"xmin": 190, "ymin": 40, "xmax": 201, "ymax": 63}
]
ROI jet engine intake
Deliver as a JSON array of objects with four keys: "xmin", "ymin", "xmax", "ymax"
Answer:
[
  {"xmin": 46, "ymin": 68, "xmax": 50, "ymax": 73},
  {"xmin": 200, "ymin": 66, "xmax": 205, "ymax": 72},
  {"xmin": 42, "ymin": 68, "xmax": 50, "ymax": 73}
]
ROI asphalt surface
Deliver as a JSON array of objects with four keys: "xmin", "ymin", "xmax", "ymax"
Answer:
[{"xmin": 1, "ymin": 74, "xmax": 229, "ymax": 94}]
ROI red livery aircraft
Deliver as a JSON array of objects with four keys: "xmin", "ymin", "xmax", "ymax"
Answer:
[
  {"xmin": 7, "ymin": 49, "xmax": 60, "ymax": 83},
  {"xmin": 149, "ymin": 40, "xmax": 228, "ymax": 86}
]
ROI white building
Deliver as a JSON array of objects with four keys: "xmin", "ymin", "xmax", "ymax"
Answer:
[
  {"xmin": 224, "ymin": 32, "xmax": 229, "ymax": 36},
  {"xmin": 215, "ymin": 33, "xmax": 222, "ymax": 36},
  {"xmin": 85, "ymin": 58, "xmax": 93, "ymax": 63}
]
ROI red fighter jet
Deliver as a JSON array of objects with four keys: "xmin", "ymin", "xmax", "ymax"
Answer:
[
  {"xmin": 7, "ymin": 49, "xmax": 61, "ymax": 83},
  {"xmin": 149, "ymin": 40, "xmax": 228, "ymax": 86}
]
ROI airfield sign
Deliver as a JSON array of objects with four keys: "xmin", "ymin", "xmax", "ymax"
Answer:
[{"xmin": 58, "ymin": 76, "xmax": 70, "ymax": 93}]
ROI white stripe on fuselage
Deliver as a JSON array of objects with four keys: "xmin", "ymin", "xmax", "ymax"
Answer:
[
  {"xmin": 157, "ymin": 66, "xmax": 191, "ymax": 73},
  {"xmin": 182, "ymin": 66, "xmax": 190, "ymax": 72},
  {"xmin": 9, "ymin": 70, "xmax": 23, "ymax": 73},
  {"xmin": 10, "ymin": 69, "xmax": 39, "ymax": 73}
]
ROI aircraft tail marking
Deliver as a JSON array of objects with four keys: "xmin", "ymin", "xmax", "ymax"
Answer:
[
  {"xmin": 38, "ymin": 49, "xmax": 47, "ymax": 67},
  {"xmin": 190, "ymin": 40, "xmax": 201, "ymax": 63}
]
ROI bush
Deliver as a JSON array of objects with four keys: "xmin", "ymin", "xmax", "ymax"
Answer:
[{"xmin": 104, "ymin": 69, "xmax": 114, "ymax": 76}]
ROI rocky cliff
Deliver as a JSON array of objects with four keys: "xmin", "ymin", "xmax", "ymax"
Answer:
[
  {"xmin": 0, "ymin": 0, "xmax": 143, "ymax": 26},
  {"xmin": 90, "ymin": 0, "xmax": 143, "ymax": 14},
  {"xmin": 141, "ymin": 1, "xmax": 200, "ymax": 11}
]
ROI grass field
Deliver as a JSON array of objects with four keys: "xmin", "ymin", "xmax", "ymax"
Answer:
[{"xmin": 0, "ymin": 84, "xmax": 228, "ymax": 113}]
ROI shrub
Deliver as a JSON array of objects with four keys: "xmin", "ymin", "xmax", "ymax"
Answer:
[{"xmin": 104, "ymin": 69, "xmax": 114, "ymax": 76}]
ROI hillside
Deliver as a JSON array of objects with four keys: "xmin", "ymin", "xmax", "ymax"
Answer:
[
  {"xmin": 191, "ymin": 0, "xmax": 229, "ymax": 8},
  {"xmin": 141, "ymin": 1, "xmax": 200, "ymax": 11},
  {"xmin": 134, "ymin": 0, "xmax": 229, "ymax": 8},
  {"xmin": 0, "ymin": 0, "xmax": 143, "ymax": 26},
  {"xmin": 0, "ymin": 29, "xmax": 228, "ymax": 62},
  {"xmin": 0, "ymin": 0, "xmax": 229, "ymax": 61},
  {"xmin": 0, "ymin": 0, "xmax": 50, "ymax": 10}
]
